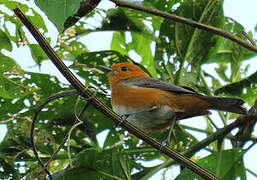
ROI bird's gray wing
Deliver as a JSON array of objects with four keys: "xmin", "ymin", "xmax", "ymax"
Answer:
[{"xmin": 122, "ymin": 77, "xmax": 200, "ymax": 95}]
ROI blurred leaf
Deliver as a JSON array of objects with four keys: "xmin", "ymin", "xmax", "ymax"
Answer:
[
  {"xmin": 111, "ymin": 32, "xmax": 129, "ymax": 56},
  {"xmin": 215, "ymin": 70, "xmax": 257, "ymax": 96},
  {"xmin": 102, "ymin": 8, "xmax": 144, "ymax": 32},
  {"xmin": 215, "ymin": 63, "xmax": 230, "ymax": 82},
  {"xmin": 176, "ymin": 149, "xmax": 245, "ymax": 180},
  {"xmin": 0, "ymin": 53, "xmax": 26, "ymax": 99},
  {"xmin": 0, "ymin": 155, "xmax": 19, "ymax": 179},
  {"xmin": 56, "ymin": 40, "xmax": 88, "ymax": 61},
  {"xmin": 129, "ymin": 32, "xmax": 156, "ymax": 77},
  {"xmin": 35, "ymin": 0, "xmax": 83, "ymax": 32},
  {"xmin": 206, "ymin": 17, "xmax": 256, "ymax": 86},
  {"xmin": 174, "ymin": 0, "xmax": 224, "ymax": 67},
  {"xmin": 0, "ymin": 29, "xmax": 12, "ymax": 51},
  {"xmin": 1, "ymin": 0, "xmax": 48, "ymax": 33},
  {"xmin": 28, "ymin": 44, "xmax": 49, "ymax": 65},
  {"xmin": 53, "ymin": 148, "xmax": 132, "ymax": 180}
]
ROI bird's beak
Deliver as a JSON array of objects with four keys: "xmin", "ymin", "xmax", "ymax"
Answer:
[{"xmin": 100, "ymin": 65, "xmax": 115, "ymax": 72}]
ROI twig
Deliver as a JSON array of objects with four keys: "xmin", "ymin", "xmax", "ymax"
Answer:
[
  {"xmin": 43, "ymin": 98, "xmax": 91, "ymax": 171},
  {"xmin": 241, "ymin": 30, "xmax": 256, "ymax": 46},
  {"xmin": 31, "ymin": 90, "xmax": 79, "ymax": 179},
  {"xmin": 67, "ymin": 96, "xmax": 89, "ymax": 168},
  {"xmin": 14, "ymin": 7, "xmax": 220, "ymax": 180},
  {"xmin": 246, "ymin": 167, "xmax": 257, "ymax": 178},
  {"xmin": 110, "ymin": 0, "xmax": 257, "ymax": 54}
]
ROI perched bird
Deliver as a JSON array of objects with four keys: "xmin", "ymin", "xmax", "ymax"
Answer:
[{"xmin": 101, "ymin": 62, "xmax": 246, "ymax": 144}]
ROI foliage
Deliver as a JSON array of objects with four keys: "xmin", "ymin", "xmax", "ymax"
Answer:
[{"xmin": 0, "ymin": 0, "xmax": 256, "ymax": 179}]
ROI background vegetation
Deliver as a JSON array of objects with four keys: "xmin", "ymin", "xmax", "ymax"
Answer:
[{"xmin": 0, "ymin": 0, "xmax": 256, "ymax": 179}]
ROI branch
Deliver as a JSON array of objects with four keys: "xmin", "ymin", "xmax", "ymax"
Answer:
[
  {"xmin": 14, "ymin": 7, "xmax": 219, "ymax": 180},
  {"xmin": 110, "ymin": 0, "xmax": 257, "ymax": 54},
  {"xmin": 31, "ymin": 90, "xmax": 79, "ymax": 179},
  {"xmin": 241, "ymin": 30, "xmax": 257, "ymax": 47},
  {"xmin": 232, "ymin": 98, "xmax": 257, "ymax": 147}
]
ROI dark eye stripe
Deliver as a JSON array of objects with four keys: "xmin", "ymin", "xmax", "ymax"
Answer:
[{"xmin": 121, "ymin": 66, "xmax": 128, "ymax": 71}]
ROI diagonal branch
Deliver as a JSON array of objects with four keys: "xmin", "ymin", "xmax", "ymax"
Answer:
[
  {"xmin": 110, "ymin": 0, "xmax": 257, "ymax": 54},
  {"xmin": 14, "ymin": 7, "xmax": 219, "ymax": 180}
]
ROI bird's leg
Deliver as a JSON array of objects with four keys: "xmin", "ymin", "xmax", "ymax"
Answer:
[
  {"xmin": 162, "ymin": 117, "xmax": 176, "ymax": 147},
  {"xmin": 116, "ymin": 106, "xmax": 158, "ymax": 127}
]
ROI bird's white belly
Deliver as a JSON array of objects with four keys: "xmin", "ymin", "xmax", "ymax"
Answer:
[{"xmin": 112, "ymin": 105, "xmax": 176, "ymax": 130}]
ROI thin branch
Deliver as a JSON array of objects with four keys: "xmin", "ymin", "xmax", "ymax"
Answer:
[
  {"xmin": 110, "ymin": 0, "xmax": 257, "ymax": 54},
  {"xmin": 241, "ymin": 30, "xmax": 257, "ymax": 47},
  {"xmin": 43, "ymin": 98, "xmax": 91, "ymax": 171},
  {"xmin": 14, "ymin": 7, "xmax": 219, "ymax": 180},
  {"xmin": 31, "ymin": 90, "xmax": 79, "ymax": 179},
  {"xmin": 246, "ymin": 167, "xmax": 257, "ymax": 178}
]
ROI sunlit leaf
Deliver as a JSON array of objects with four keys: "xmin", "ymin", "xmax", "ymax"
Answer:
[
  {"xmin": 0, "ymin": 29, "xmax": 12, "ymax": 51},
  {"xmin": 35, "ymin": 0, "xmax": 83, "ymax": 32}
]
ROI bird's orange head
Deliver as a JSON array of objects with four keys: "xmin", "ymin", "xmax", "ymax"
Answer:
[{"xmin": 101, "ymin": 62, "xmax": 149, "ymax": 87}]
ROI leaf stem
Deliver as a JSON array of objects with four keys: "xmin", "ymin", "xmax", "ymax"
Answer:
[{"xmin": 246, "ymin": 167, "xmax": 257, "ymax": 178}]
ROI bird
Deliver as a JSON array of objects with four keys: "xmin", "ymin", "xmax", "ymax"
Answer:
[{"xmin": 101, "ymin": 62, "xmax": 247, "ymax": 145}]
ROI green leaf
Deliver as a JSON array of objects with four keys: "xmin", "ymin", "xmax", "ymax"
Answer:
[
  {"xmin": 215, "ymin": 70, "xmax": 257, "ymax": 96},
  {"xmin": 0, "ymin": 29, "xmax": 12, "ymax": 51},
  {"xmin": 0, "ymin": 0, "xmax": 48, "ymax": 33},
  {"xmin": 208, "ymin": 18, "xmax": 255, "ymax": 64},
  {"xmin": 111, "ymin": 32, "xmax": 129, "ymax": 56},
  {"xmin": 215, "ymin": 63, "xmax": 230, "ymax": 82},
  {"xmin": 0, "ymin": 54, "xmax": 26, "ymax": 99},
  {"xmin": 35, "ymin": 0, "xmax": 83, "ymax": 32},
  {"xmin": 129, "ymin": 32, "xmax": 157, "ymax": 77},
  {"xmin": 53, "ymin": 148, "xmax": 132, "ymax": 180},
  {"xmin": 176, "ymin": 149, "xmax": 245, "ymax": 180},
  {"xmin": 28, "ymin": 44, "xmax": 49, "ymax": 65},
  {"xmin": 0, "ymin": 155, "xmax": 19, "ymax": 179},
  {"xmin": 102, "ymin": 8, "xmax": 145, "ymax": 32},
  {"xmin": 174, "ymin": 0, "xmax": 224, "ymax": 67}
]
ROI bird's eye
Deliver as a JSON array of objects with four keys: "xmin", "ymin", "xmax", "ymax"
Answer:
[{"xmin": 121, "ymin": 66, "xmax": 128, "ymax": 71}]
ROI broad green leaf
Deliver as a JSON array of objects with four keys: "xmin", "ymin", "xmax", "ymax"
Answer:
[
  {"xmin": 176, "ymin": 149, "xmax": 245, "ymax": 180},
  {"xmin": 215, "ymin": 63, "xmax": 230, "ymax": 82},
  {"xmin": 215, "ymin": 70, "xmax": 257, "ymax": 97},
  {"xmin": 207, "ymin": 18, "xmax": 256, "ymax": 64},
  {"xmin": 0, "ymin": 54, "xmax": 26, "ymax": 99},
  {"xmin": 53, "ymin": 148, "xmax": 132, "ymax": 180},
  {"xmin": 35, "ymin": 0, "xmax": 83, "ymax": 32},
  {"xmin": 0, "ymin": 0, "xmax": 48, "ymax": 32},
  {"xmin": 207, "ymin": 18, "xmax": 256, "ymax": 82},
  {"xmin": 104, "ymin": 8, "xmax": 158, "ymax": 76},
  {"xmin": 111, "ymin": 32, "xmax": 129, "ymax": 56},
  {"xmin": 129, "ymin": 32, "xmax": 157, "ymax": 77},
  {"xmin": 28, "ymin": 44, "xmax": 49, "ymax": 65},
  {"xmin": 56, "ymin": 40, "xmax": 88, "ymax": 61},
  {"xmin": 0, "ymin": 29, "xmax": 12, "ymax": 51},
  {"xmin": 174, "ymin": 0, "xmax": 224, "ymax": 67}
]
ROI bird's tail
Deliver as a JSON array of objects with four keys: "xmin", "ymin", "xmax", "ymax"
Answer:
[{"xmin": 200, "ymin": 96, "xmax": 247, "ymax": 114}]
